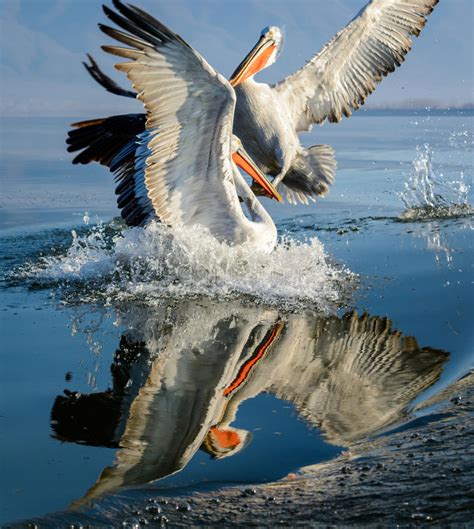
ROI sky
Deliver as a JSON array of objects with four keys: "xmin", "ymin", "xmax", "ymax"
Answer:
[{"xmin": 0, "ymin": 0, "xmax": 472, "ymax": 116}]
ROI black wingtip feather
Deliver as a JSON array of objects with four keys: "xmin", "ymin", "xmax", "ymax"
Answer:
[
  {"xmin": 82, "ymin": 53, "xmax": 136, "ymax": 98},
  {"xmin": 108, "ymin": 0, "xmax": 178, "ymax": 45},
  {"xmin": 101, "ymin": 6, "xmax": 163, "ymax": 48},
  {"xmin": 66, "ymin": 113, "xmax": 145, "ymax": 166},
  {"xmin": 66, "ymin": 111, "xmax": 151, "ymax": 227}
]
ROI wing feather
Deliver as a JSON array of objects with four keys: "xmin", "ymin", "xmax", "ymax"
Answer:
[
  {"xmin": 83, "ymin": 54, "xmax": 137, "ymax": 98},
  {"xmin": 66, "ymin": 114, "xmax": 153, "ymax": 226},
  {"xmin": 100, "ymin": 0, "xmax": 245, "ymax": 240},
  {"xmin": 274, "ymin": 0, "xmax": 438, "ymax": 131}
]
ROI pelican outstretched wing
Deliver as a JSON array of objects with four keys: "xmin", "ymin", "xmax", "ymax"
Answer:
[
  {"xmin": 275, "ymin": 0, "xmax": 438, "ymax": 130},
  {"xmin": 100, "ymin": 0, "xmax": 244, "ymax": 239}
]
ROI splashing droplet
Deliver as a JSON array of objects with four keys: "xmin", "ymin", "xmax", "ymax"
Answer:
[{"xmin": 398, "ymin": 144, "xmax": 472, "ymax": 221}]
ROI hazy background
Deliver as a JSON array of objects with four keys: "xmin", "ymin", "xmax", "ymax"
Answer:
[{"xmin": 0, "ymin": 0, "xmax": 472, "ymax": 117}]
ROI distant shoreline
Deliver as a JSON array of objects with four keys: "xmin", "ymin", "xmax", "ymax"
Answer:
[{"xmin": 1, "ymin": 107, "xmax": 473, "ymax": 119}]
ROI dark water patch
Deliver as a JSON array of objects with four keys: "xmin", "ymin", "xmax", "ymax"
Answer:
[
  {"xmin": 279, "ymin": 214, "xmax": 397, "ymax": 236},
  {"xmin": 280, "ymin": 208, "xmax": 473, "ymax": 241},
  {"xmin": 358, "ymin": 108, "xmax": 474, "ymax": 117},
  {"xmin": 398, "ymin": 204, "xmax": 474, "ymax": 222}
]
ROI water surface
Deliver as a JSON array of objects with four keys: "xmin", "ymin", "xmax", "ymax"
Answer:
[{"xmin": 0, "ymin": 110, "xmax": 472, "ymax": 526}]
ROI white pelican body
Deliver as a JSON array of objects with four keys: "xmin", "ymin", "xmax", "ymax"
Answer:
[
  {"xmin": 229, "ymin": 0, "xmax": 439, "ymax": 203},
  {"xmin": 233, "ymin": 80, "xmax": 300, "ymax": 180},
  {"xmin": 69, "ymin": 0, "xmax": 281, "ymax": 250}
]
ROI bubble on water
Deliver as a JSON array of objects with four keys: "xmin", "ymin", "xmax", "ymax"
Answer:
[
  {"xmin": 146, "ymin": 504, "xmax": 162, "ymax": 514},
  {"xmin": 16, "ymin": 221, "xmax": 354, "ymax": 311},
  {"xmin": 122, "ymin": 518, "xmax": 139, "ymax": 529}
]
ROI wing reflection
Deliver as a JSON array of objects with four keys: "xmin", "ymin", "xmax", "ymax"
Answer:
[{"xmin": 50, "ymin": 299, "xmax": 447, "ymax": 506}]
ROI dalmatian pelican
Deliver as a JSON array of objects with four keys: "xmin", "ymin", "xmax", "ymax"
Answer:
[{"xmin": 68, "ymin": 0, "xmax": 282, "ymax": 250}]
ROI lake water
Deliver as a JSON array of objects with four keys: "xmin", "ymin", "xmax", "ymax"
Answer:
[{"xmin": 0, "ymin": 110, "xmax": 473, "ymax": 526}]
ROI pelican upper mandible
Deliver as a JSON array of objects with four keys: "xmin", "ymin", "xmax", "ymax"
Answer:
[
  {"xmin": 74, "ymin": 0, "xmax": 438, "ymax": 206},
  {"xmin": 68, "ymin": 0, "xmax": 282, "ymax": 250}
]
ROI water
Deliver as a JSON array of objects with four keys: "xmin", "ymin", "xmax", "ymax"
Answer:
[{"xmin": 0, "ymin": 110, "xmax": 473, "ymax": 526}]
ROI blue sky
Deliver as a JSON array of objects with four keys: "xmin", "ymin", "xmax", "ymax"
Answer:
[{"xmin": 0, "ymin": 0, "xmax": 472, "ymax": 116}]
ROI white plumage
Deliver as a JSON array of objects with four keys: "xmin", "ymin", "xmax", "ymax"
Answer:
[
  {"xmin": 275, "ymin": 0, "xmax": 439, "ymax": 129},
  {"xmin": 231, "ymin": 0, "xmax": 439, "ymax": 198},
  {"xmin": 70, "ymin": 0, "xmax": 280, "ymax": 249}
]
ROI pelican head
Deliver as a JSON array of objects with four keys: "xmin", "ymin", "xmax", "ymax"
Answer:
[
  {"xmin": 229, "ymin": 26, "xmax": 283, "ymax": 87},
  {"xmin": 231, "ymin": 136, "xmax": 282, "ymax": 202}
]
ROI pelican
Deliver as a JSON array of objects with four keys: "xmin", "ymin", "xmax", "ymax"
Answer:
[
  {"xmin": 68, "ymin": 0, "xmax": 282, "ymax": 250},
  {"xmin": 230, "ymin": 0, "xmax": 438, "ymax": 203},
  {"xmin": 73, "ymin": 0, "xmax": 438, "ymax": 205}
]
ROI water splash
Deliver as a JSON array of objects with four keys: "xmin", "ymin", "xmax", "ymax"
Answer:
[
  {"xmin": 398, "ymin": 144, "xmax": 472, "ymax": 221},
  {"xmin": 16, "ymin": 221, "xmax": 353, "ymax": 310},
  {"xmin": 448, "ymin": 129, "xmax": 471, "ymax": 149}
]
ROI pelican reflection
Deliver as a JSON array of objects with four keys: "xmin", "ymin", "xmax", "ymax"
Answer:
[{"xmin": 51, "ymin": 299, "xmax": 447, "ymax": 507}]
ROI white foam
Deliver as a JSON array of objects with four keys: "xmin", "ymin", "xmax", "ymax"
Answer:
[{"xmin": 20, "ymin": 221, "xmax": 352, "ymax": 310}]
